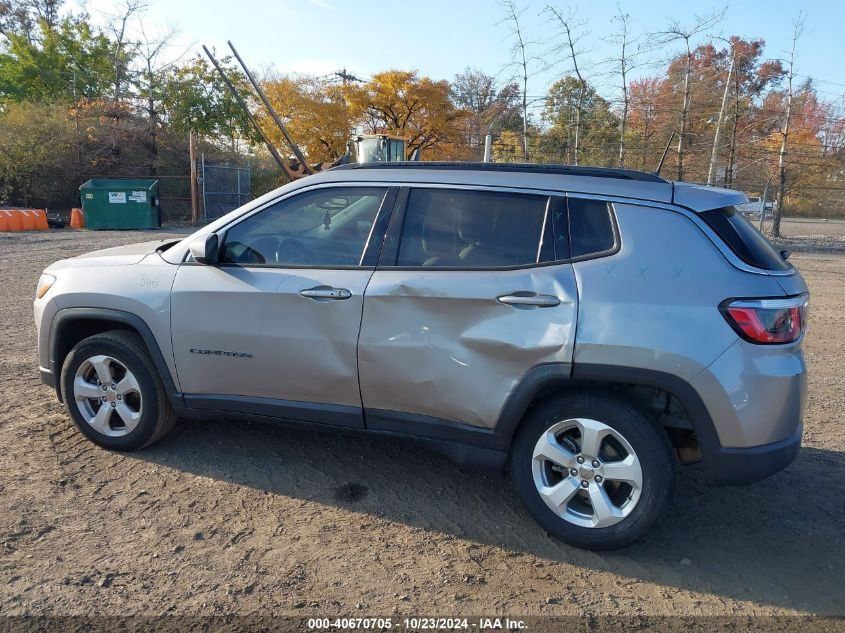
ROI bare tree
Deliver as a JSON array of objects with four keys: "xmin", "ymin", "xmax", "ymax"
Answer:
[
  {"xmin": 611, "ymin": 7, "xmax": 630, "ymax": 166},
  {"xmin": 21, "ymin": 0, "xmax": 59, "ymax": 28},
  {"xmin": 103, "ymin": 0, "xmax": 147, "ymax": 101},
  {"xmin": 772, "ymin": 14, "xmax": 806, "ymax": 238},
  {"xmin": 499, "ymin": 0, "xmax": 538, "ymax": 160},
  {"xmin": 545, "ymin": 6, "xmax": 588, "ymax": 165},
  {"xmin": 654, "ymin": 8, "xmax": 725, "ymax": 181},
  {"xmin": 707, "ymin": 37, "xmax": 736, "ymax": 185},
  {"xmin": 135, "ymin": 23, "xmax": 184, "ymax": 172},
  {"xmin": 603, "ymin": 4, "xmax": 651, "ymax": 167},
  {"xmin": 0, "ymin": 0, "xmax": 57, "ymax": 42}
]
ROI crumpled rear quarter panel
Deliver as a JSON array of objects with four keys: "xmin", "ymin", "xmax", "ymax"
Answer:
[{"xmin": 572, "ymin": 203, "xmax": 788, "ymax": 381}]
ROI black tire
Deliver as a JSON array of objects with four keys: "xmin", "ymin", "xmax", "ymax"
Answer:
[
  {"xmin": 60, "ymin": 330, "xmax": 177, "ymax": 451},
  {"xmin": 511, "ymin": 390, "xmax": 676, "ymax": 550}
]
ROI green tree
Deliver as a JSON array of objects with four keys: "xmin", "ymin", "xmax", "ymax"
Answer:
[
  {"xmin": 157, "ymin": 56, "xmax": 257, "ymax": 157},
  {"xmin": 0, "ymin": 16, "xmax": 117, "ymax": 103},
  {"xmin": 0, "ymin": 101, "xmax": 74, "ymax": 205},
  {"xmin": 540, "ymin": 76, "xmax": 619, "ymax": 165},
  {"xmin": 160, "ymin": 55, "xmax": 257, "ymax": 153}
]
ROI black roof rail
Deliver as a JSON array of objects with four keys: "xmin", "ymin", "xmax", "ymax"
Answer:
[{"xmin": 329, "ymin": 161, "xmax": 668, "ymax": 183}]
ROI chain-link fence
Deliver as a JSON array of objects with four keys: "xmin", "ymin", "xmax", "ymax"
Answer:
[{"xmin": 200, "ymin": 157, "xmax": 251, "ymax": 221}]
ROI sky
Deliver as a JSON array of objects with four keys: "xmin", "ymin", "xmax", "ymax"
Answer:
[{"xmin": 79, "ymin": 0, "xmax": 845, "ymax": 111}]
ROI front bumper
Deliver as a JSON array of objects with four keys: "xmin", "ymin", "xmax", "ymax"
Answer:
[
  {"xmin": 40, "ymin": 366, "xmax": 56, "ymax": 388},
  {"xmin": 701, "ymin": 424, "xmax": 802, "ymax": 485}
]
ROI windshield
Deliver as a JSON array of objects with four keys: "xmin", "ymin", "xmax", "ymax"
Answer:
[{"xmin": 356, "ymin": 138, "xmax": 387, "ymax": 164}]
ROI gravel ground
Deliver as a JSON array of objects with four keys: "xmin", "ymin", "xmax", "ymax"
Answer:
[
  {"xmin": 764, "ymin": 218, "xmax": 845, "ymax": 252},
  {"xmin": 0, "ymin": 229, "xmax": 843, "ymax": 620}
]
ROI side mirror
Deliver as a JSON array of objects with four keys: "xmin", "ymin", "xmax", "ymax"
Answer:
[
  {"xmin": 780, "ymin": 249, "xmax": 791, "ymax": 261},
  {"xmin": 189, "ymin": 233, "xmax": 219, "ymax": 265}
]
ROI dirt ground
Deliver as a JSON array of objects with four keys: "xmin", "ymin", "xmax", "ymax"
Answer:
[{"xmin": 0, "ymin": 228, "xmax": 843, "ymax": 619}]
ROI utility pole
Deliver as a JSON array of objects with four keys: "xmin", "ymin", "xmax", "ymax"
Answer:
[
  {"xmin": 189, "ymin": 129, "xmax": 200, "ymax": 225},
  {"xmin": 335, "ymin": 68, "xmax": 363, "ymax": 85}
]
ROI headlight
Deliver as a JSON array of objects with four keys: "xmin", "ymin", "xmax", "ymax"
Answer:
[{"xmin": 36, "ymin": 273, "xmax": 56, "ymax": 299}]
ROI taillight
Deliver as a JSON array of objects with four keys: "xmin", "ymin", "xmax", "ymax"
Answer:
[{"xmin": 721, "ymin": 295, "xmax": 808, "ymax": 344}]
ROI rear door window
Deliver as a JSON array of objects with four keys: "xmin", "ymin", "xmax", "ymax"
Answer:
[
  {"xmin": 395, "ymin": 188, "xmax": 549, "ymax": 268},
  {"xmin": 700, "ymin": 206, "xmax": 791, "ymax": 271}
]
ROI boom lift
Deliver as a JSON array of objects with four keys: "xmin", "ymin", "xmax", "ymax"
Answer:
[{"xmin": 204, "ymin": 42, "xmax": 412, "ymax": 182}]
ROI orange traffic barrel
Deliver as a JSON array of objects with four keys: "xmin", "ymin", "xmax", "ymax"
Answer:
[
  {"xmin": 70, "ymin": 208, "xmax": 85, "ymax": 229},
  {"xmin": 33, "ymin": 209, "xmax": 48, "ymax": 230},
  {"xmin": 0, "ymin": 212, "xmax": 8, "ymax": 231},
  {"xmin": 19, "ymin": 209, "xmax": 35, "ymax": 230}
]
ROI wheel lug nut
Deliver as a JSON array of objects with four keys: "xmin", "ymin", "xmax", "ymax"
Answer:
[
  {"xmin": 570, "ymin": 468, "xmax": 578, "ymax": 476},
  {"xmin": 576, "ymin": 456, "xmax": 585, "ymax": 464},
  {"xmin": 101, "ymin": 396, "xmax": 107, "ymax": 402},
  {"xmin": 592, "ymin": 460, "xmax": 600, "ymax": 468},
  {"xmin": 116, "ymin": 394, "xmax": 122, "ymax": 400},
  {"xmin": 595, "ymin": 475, "xmax": 603, "ymax": 483},
  {"xmin": 102, "ymin": 385, "xmax": 107, "ymax": 391},
  {"xmin": 580, "ymin": 480, "xmax": 589, "ymax": 488},
  {"xmin": 111, "ymin": 402, "xmax": 116, "ymax": 408}
]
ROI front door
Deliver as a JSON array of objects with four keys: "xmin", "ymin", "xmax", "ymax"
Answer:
[
  {"xmin": 358, "ymin": 186, "xmax": 579, "ymax": 431},
  {"xmin": 171, "ymin": 185, "xmax": 393, "ymax": 428}
]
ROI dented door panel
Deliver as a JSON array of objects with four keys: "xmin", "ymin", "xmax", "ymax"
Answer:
[
  {"xmin": 358, "ymin": 264, "xmax": 578, "ymax": 429},
  {"xmin": 171, "ymin": 264, "xmax": 372, "ymax": 411}
]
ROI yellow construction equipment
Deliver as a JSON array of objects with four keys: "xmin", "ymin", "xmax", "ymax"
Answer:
[{"xmin": 205, "ymin": 43, "xmax": 415, "ymax": 182}]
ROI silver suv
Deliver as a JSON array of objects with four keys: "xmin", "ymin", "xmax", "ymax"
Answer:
[{"xmin": 34, "ymin": 163, "xmax": 808, "ymax": 549}]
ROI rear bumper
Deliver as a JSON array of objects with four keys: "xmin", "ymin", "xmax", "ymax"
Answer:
[
  {"xmin": 690, "ymin": 339, "xmax": 807, "ymax": 447},
  {"xmin": 701, "ymin": 424, "xmax": 802, "ymax": 485},
  {"xmin": 690, "ymin": 339, "xmax": 806, "ymax": 484}
]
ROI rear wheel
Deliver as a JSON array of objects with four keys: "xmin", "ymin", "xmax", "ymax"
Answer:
[
  {"xmin": 511, "ymin": 391, "xmax": 676, "ymax": 550},
  {"xmin": 60, "ymin": 331, "xmax": 176, "ymax": 451}
]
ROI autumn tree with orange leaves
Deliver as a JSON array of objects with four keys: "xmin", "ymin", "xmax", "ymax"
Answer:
[{"xmin": 343, "ymin": 70, "xmax": 468, "ymax": 159}]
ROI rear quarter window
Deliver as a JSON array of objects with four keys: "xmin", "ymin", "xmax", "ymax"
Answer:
[
  {"xmin": 567, "ymin": 198, "xmax": 617, "ymax": 259},
  {"xmin": 700, "ymin": 206, "xmax": 791, "ymax": 271}
]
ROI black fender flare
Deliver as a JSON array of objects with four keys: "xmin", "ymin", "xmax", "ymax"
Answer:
[
  {"xmin": 494, "ymin": 362, "xmax": 722, "ymax": 455},
  {"xmin": 49, "ymin": 307, "xmax": 180, "ymax": 404}
]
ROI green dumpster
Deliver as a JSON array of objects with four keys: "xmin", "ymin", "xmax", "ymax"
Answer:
[{"xmin": 79, "ymin": 179, "xmax": 160, "ymax": 230}]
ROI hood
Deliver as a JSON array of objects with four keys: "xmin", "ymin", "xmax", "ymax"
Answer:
[{"xmin": 45, "ymin": 239, "xmax": 169, "ymax": 271}]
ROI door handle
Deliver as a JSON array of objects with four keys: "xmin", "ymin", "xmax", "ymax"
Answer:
[
  {"xmin": 498, "ymin": 292, "xmax": 561, "ymax": 307},
  {"xmin": 299, "ymin": 286, "xmax": 352, "ymax": 300}
]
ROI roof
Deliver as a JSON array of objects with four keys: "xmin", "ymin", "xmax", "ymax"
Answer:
[
  {"xmin": 318, "ymin": 162, "xmax": 747, "ymax": 211},
  {"xmin": 331, "ymin": 161, "xmax": 668, "ymax": 183}
]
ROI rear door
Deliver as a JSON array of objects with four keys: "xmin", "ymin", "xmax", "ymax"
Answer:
[
  {"xmin": 358, "ymin": 186, "xmax": 579, "ymax": 431},
  {"xmin": 170, "ymin": 185, "xmax": 395, "ymax": 428}
]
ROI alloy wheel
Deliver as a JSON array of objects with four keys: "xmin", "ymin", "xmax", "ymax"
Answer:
[
  {"xmin": 531, "ymin": 417, "xmax": 643, "ymax": 528},
  {"xmin": 73, "ymin": 355, "xmax": 143, "ymax": 437}
]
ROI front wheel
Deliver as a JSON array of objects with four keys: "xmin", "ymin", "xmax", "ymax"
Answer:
[
  {"xmin": 60, "ymin": 331, "xmax": 176, "ymax": 451},
  {"xmin": 511, "ymin": 391, "xmax": 676, "ymax": 550}
]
